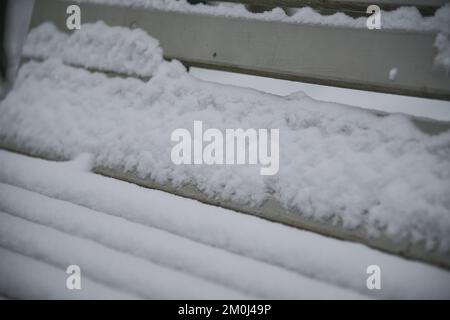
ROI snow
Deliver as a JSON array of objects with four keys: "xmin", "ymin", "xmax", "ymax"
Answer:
[
  {"xmin": 74, "ymin": 0, "xmax": 450, "ymax": 33},
  {"xmin": 0, "ymin": 150, "xmax": 450, "ymax": 299},
  {"xmin": 23, "ymin": 21, "xmax": 163, "ymax": 77},
  {"xmin": 434, "ymin": 33, "xmax": 450, "ymax": 75},
  {"xmin": 0, "ymin": 209, "xmax": 252, "ymax": 299},
  {"xmin": 1, "ymin": 1, "xmax": 449, "ymax": 300},
  {"xmin": 0, "ymin": 183, "xmax": 367, "ymax": 299},
  {"xmin": 189, "ymin": 67, "xmax": 450, "ymax": 122},
  {"xmin": 388, "ymin": 68, "xmax": 398, "ymax": 81},
  {"xmin": 0, "ymin": 248, "xmax": 137, "ymax": 299},
  {"xmin": 2, "ymin": 22, "xmax": 450, "ymax": 261}
]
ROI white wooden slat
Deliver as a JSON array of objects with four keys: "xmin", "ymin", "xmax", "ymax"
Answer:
[{"xmin": 29, "ymin": 0, "xmax": 450, "ymax": 100}]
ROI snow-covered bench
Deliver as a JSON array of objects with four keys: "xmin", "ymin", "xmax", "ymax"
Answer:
[{"xmin": 1, "ymin": 0, "xmax": 450, "ymax": 271}]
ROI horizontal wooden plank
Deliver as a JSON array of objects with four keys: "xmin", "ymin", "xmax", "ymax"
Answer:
[{"xmin": 29, "ymin": 0, "xmax": 450, "ymax": 100}]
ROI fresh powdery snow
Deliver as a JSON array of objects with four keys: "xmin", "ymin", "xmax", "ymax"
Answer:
[
  {"xmin": 0, "ymin": 210, "xmax": 251, "ymax": 299},
  {"xmin": 388, "ymin": 68, "xmax": 398, "ymax": 81},
  {"xmin": 23, "ymin": 22, "xmax": 163, "ymax": 78},
  {"xmin": 434, "ymin": 33, "xmax": 450, "ymax": 75},
  {"xmin": 0, "ymin": 150, "xmax": 450, "ymax": 299},
  {"xmin": 0, "ymin": 184, "xmax": 366, "ymax": 299},
  {"xmin": 0, "ymin": 248, "xmax": 138, "ymax": 299},
  {"xmin": 1, "ymin": 22, "xmax": 450, "ymax": 259}
]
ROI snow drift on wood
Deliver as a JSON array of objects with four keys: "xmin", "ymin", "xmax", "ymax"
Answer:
[
  {"xmin": 74, "ymin": 0, "xmax": 450, "ymax": 33},
  {"xmin": 1, "ymin": 150, "xmax": 449, "ymax": 299},
  {"xmin": 2, "ymin": 22, "xmax": 450, "ymax": 259},
  {"xmin": 23, "ymin": 21, "xmax": 163, "ymax": 77}
]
